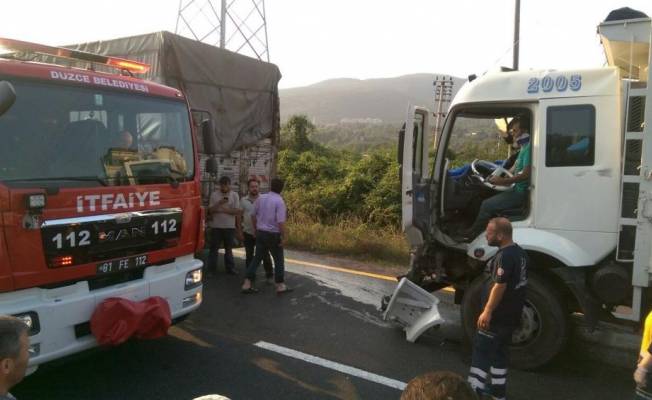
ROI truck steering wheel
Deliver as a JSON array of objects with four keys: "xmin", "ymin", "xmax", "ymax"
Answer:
[{"xmin": 470, "ymin": 159, "xmax": 515, "ymax": 192}]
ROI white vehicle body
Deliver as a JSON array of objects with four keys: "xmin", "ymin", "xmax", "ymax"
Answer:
[
  {"xmin": 387, "ymin": 16, "xmax": 652, "ymax": 369},
  {"xmin": 450, "ymin": 68, "xmax": 622, "ymax": 267},
  {"xmin": 9, "ymin": 256, "xmax": 202, "ymax": 370}
]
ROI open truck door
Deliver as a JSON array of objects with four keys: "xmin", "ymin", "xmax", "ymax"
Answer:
[
  {"xmin": 384, "ymin": 106, "xmax": 442, "ymax": 342},
  {"xmin": 400, "ymin": 106, "xmax": 432, "ymax": 247}
]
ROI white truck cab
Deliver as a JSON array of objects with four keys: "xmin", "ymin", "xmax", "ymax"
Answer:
[{"xmin": 388, "ymin": 15, "xmax": 652, "ymax": 369}]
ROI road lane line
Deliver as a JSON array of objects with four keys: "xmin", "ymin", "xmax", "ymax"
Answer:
[
  {"xmin": 254, "ymin": 341, "xmax": 407, "ymax": 391},
  {"xmin": 231, "ymin": 249, "xmax": 396, "ymax": 281},
  {"xmin": 229, "ymin": 249, "xmax": 455, "ymax": 292}
]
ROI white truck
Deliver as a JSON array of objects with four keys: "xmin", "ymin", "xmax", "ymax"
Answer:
[{"xmin": 384, "ymin": 13, "xmax": 652, "ymax": 369}]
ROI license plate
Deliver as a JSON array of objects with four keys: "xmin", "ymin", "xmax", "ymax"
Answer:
[{"xmin": 96, "ymin": 254, "xmax": 148, "ymax": 275}]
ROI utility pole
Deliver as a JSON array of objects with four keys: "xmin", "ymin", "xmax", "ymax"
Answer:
[
  {"xmin": 176, "ymin": 0, "xmax": 270, "ymax": 62},
  {"xmin": 433, "ymin": 76, "xmax": 454, "ymax": 149},
  {"xmin": 513, "ymin": 0, "xmax": 520, "ymax": 70}
]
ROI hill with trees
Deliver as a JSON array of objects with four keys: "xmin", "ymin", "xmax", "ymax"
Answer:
[
  {"xmin": 280, "ymin": 74, "xmax": 463, "ymax": 124},
  {"xmin": 279, "ymin": 74, "xmax": 463, "ymax": 151}
]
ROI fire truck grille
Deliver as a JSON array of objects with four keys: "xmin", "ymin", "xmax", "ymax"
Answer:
[{"xmin": 40, "ymin": 209, "xmax": 182, "ymax": 268}]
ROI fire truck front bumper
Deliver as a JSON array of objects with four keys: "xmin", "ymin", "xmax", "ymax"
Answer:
[{"xmin": 0, "ymin": 254, "xmax": 203, "ymax": 369}]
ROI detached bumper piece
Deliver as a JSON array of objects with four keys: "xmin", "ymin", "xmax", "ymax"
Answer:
[{"xmin": 382, "ymin": 278, "xmax": 443, "ymax": 342}]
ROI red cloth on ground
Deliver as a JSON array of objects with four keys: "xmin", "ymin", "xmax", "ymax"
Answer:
[{"xmin": 90, "ymin": 296, "xmax": 172, "ymax": 346}]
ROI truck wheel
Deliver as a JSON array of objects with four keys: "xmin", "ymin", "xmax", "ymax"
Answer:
[{"xmin": 461, "ymin": 273, "xmax": 569, "ymax": 370}]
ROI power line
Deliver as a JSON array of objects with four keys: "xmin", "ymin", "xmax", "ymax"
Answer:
[{"xmin": 176, "ymin": 0, "xmax": 270, "ymax": 62}]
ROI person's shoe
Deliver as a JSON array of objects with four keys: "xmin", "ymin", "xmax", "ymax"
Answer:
[
  {"xmin": 225, "ymin": 268, "xmax": 237, "ymax": 275},
  {"xmin": 276, "ymin": 283, "xmax": 293, "ymax": 295},
  {"xmin": 241, "ymin": 279, "xmax": 256, "ymax": 294},
  {"xmin": 265, "ymin": 277, "xmax": 274, "ymax": 285}
]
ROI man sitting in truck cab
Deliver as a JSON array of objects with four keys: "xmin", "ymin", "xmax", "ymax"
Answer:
[
  {"xmin": 114, "ymin": 130, "xmax": 134, "ymax": 149},
  {"xmin": 459, "ymin": 116, "xmax": 531, "ymax": 241},
  {"xmin": 447, "ymin": 121, "xmax": 522, "ymax": 181}
]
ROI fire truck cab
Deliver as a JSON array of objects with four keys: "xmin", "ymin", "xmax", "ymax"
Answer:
[{"xmin": 0, "ymin": 38, "xmax": 210, "ymax": 370}]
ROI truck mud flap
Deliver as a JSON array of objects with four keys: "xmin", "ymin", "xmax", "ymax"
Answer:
[{"xmin": 382, "ymin": 278, "xmax": 443, "ymax": 342}]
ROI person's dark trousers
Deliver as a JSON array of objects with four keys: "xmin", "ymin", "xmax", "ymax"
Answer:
[
  {"xmin": 244, "ymin": 232, "xmax": 273, "ymax": 279},
  {"xmin": 207, "ymin": 228, "xmax": 236, "ymax": 273},
  {"xmin": 245, "ymin": 230, "xmax": 285, "ymax": 283},
  {"xmin": 468, "ymin": 190, "xmax": 527, "ymax": 235},
  {"xmin": 467, "ymin": 327, "xmax": 512, "ymax": 400}
]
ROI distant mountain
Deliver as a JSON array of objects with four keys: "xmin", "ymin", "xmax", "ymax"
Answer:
[{"xmin": 280, "ymin": 74, "xmax": 464, "ymax": 124}]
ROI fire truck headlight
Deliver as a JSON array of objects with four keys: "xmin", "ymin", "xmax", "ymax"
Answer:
[
  {"xmin": 182, "ymin": 292, "xmax": 202, "ymax": 308},
  {"xmin": 26, "ymin": 194, "xmax": 46, "ymax": 211},
  {"xmin": 185, "ymin": 268, "xmax": 202, "ymax": 290},
  {"xmin": 13, "ymin": 312, "xmax": 40, "ymax": 336}
]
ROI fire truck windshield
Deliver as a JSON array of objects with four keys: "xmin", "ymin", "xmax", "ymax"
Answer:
[{"xmin": 0, "ymin": 78, "xmax": 194, "ymax": 187}]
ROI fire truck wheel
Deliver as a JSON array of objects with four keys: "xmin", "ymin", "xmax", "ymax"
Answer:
[{"xmin": 461, "ymin": 273, "xmax": 569, "ymax": 370}]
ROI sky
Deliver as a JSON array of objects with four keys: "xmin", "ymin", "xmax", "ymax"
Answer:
[{"xmin": 1, "ymin": 0, "xmax": 650, "ymax": 88}]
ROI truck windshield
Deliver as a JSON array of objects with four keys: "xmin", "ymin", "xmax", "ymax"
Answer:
[
  {"xmin": 447, "ymin": 114, "xmax": 512, "ymax": 168},
  {"xmin": 0, "ymin": 78, "xmax": 194, "ymax": 187}
]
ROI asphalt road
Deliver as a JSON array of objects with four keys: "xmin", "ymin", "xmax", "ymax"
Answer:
[{"xmin": 14, "ymin": 252, "xmax": 635, "ymax": 400}]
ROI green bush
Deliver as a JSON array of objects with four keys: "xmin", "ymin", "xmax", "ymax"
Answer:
[
  {"xmin": 286, "ymin": 213, "xmax": 409, "ymax": 266},
  {"xmin": 278, "ymin": 116, "xmax": 401, "ymax": 229}
]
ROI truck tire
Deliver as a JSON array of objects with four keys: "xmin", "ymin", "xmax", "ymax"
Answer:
[{"xmin": 461, "ymin": 273, "xmax": 569, "ymax": 370}]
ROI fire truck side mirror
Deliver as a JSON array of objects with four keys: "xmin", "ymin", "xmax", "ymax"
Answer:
[
  {"xmin": 0, "ymin": 81, "xmax": 16, "ymax": 117},
  {"xmin": 201, "ymin": 119, "xmax": 218, "ymax": 155}
]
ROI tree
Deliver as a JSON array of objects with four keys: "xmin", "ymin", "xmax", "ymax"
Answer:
[{"xmin": 281, "ymin": 115, "xmax": 315, "ymax": 153}]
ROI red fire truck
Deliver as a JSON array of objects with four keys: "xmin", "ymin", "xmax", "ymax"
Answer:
[{"xmin": 0, "ymin": 38, "xmax": 212, "ymax": 370}]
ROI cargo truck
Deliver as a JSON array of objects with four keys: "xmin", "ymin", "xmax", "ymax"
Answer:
[{"xmin": 384, "ymin": 12, "xmax": 652, "ymax": 369}]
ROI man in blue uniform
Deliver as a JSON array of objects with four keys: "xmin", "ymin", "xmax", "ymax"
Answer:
[{"xmin": 468, "ymin": 217, "xmax": 528, "ymax": 400}]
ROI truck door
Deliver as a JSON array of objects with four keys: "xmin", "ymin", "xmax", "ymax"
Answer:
[
  {"xmin": 400, "ymin": 106, "xmax": 431, "ymax": 246},
  {"xmin": 535, "ymin": 97, "xmax": 621, "ymax": 233}
]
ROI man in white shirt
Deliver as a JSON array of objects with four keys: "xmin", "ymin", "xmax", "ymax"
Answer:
[
  {"xmin": 241, "ymin": 178, "xmax": 273, "ymax": 283},
  {"xmin": 207, "ymin": 176, "xmax": 243, "ymax": 276}
]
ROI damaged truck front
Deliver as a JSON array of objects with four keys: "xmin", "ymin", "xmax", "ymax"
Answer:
[{"xmin": 385, "ymin": 15, "xmax": 652, "ymax": 370}]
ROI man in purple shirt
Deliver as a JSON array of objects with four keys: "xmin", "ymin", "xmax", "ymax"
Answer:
[{"xmin": 241, "ymin": 178, "xmax": 292, "ymax": 294}]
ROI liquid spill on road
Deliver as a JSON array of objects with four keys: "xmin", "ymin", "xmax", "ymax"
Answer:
[{"xmin": 301, "ymin": 292, "xmax": 391, "ymax": 328}]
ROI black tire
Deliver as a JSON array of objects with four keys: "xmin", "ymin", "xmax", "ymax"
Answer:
[{"xmin": 461, "ymin": 273, "xmax": 569, "ymax": 370}]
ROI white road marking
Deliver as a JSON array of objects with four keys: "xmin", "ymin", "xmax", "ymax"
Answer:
[{"xmin": 254, "ymin": 341, "xmax": 407, "ymax": 391}]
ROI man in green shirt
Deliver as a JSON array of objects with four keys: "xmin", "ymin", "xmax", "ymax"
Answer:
[{"xmin": 462, "ymin": 117, "xmax": 531, "ymax": 241}]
